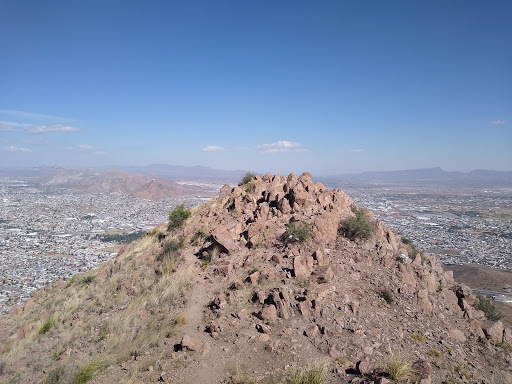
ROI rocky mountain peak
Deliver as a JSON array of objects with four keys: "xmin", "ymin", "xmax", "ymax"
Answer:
[{"xmin": 1, "ymin": 173, "xmax": 511, "ymax": 383}]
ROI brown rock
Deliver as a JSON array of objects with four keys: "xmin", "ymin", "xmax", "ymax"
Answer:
[
  {"xmin": 469, "ymin": 319, "xmax": 485, "ymax": 339},
  {"xmin": 448, "ymin": 328, "xmax": 466, "ymax": 342},
  {"xmin": 218, "ymin": 184, "xmax": 232, "ymax": 200},
  {"xmin": 304, "ymin": 324, "xmax": 319, "ymax": 338},
  {"xmin": 312, "ymin": 249, "xmax": 325, "ymax": 266},
  {"xmin": 356, "ymin": 359, "xmax": 371, "ymax": 375},
  {"xmin": 504, "ymin": 327, "xmax": 512, "ymax": 344},
  {"xmin": 484, "ymin": 320, "xmax": 504, "ymax": 344},
  {"xmin": 293, "ymin": 256, "xmax": 309, "ymax": 278},
  {"xmin": 248, "ymin": 271, "xmax": 260, "ymax": 285},
  {"xmin": 181, "ymin": 335, "xmax": 203, "ymax": 352},
  {"xmin": 17, "ymin": 321, "xmax": 30, "ymax": 339},
  {"xmin": 257, "ymin": 305, "xmax": 278, "ymax": 322},
  {"xmin": 311, "ymin": 266, "xmax": 334, "ymax": 283},
  {"xmin": 212, "ymin": 225, "xmax": 238, "ymax": 253},
  {"xmin": 10, "ymin": 305, "xmax": 23, "ymax": 316}
]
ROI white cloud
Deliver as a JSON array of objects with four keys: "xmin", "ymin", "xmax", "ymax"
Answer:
[
  {"xmin": 201, "ymin": 145, "xmax": 225, "ymax": 152},
  {"xmin": 491, "ymin": 120, "xmax": 505, "ymax": 125},
  {"xmin": 3, "ymin": 145, "xmax": 32, "ymax": 153},
  {"xmin": 77, "ymin": 144, "xmax": 95, "ymax": 151},
  {"xmin": 257, "ymin": 140, "xmax": 307, "ymax": 154},
  {"xmin": 25, "ymin": 124, "xmax": 80, "ymax": 134},
  {"xmin": 0, "ymin": 120, "xmax": 31, "ymax": 131},
  {"xmin": 94, "ymin": 151, "xmax": 110, "ymax": 156},
  {"xmin": 348, "ymin": 149, "xmax": 364, "ymax": 153},
  {"xmin": 0, "ymin": 110, "xmax": 73, "ymax": 122}
]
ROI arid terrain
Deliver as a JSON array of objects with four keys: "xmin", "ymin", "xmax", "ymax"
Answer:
[{"xmin": 0, "ymin": 173, "xmax": 511, "ymax": 384}]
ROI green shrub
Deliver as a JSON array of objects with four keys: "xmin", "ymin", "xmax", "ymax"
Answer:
[
  {"xmin": 191, "ymin": 227, "xmax": 208, "ymax": 246},
  {"xmin": 284, "ymin": 364, "xmax": 328, "ymax": 384},
  {"xmin": 167, "ymin": 204, "xmax": 191, "ymax": 232},
  {"xmin": 39, "ymin": 317, "xmax": 54, "ymax": 335},
  {"xmin": 73, "ymin": 357, "xmax": 102, "ymax": 384},
  {"xmin": 164, "ymin": 236, "xmax": 184, "ymax": 253},
  {"xmin": 81, "ymin": 275, "xmax": 94, "ymax": 285},
  {"xmin": 239, "ymin": 172, "xmax": 256, "ymax": 186},
  {"xmin": 401, "ymin": 236, "xmax": 421, "ymax": 260},
  {"xmin": 281, "ymin": 222, "xmax": 312, "ymax": 244},
  {"xmin": 381, "ymin": 290, "xmax": 394, "ymax": 305},
  {"xmin": 342, "ymin": 206, "xmax": 374, "ymax": 241},
  {"xmin": 454, "ymin": 364, "xmax": 470, "ymax": 380},
  {"xmin": 384, "ymin": 353, "xmax": 414, "ymax": 381},
  {"xmin": 475, "ymin": 294, "xmax": 502, "ymax": 321},
  {"xmin": 245, "ymin": 182, "xmax": 256, "ymax": 193}
]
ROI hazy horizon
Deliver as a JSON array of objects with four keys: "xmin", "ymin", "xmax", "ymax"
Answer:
[{"xmin": 1, "ymin": 1, "xmax": 510, "ymax": 172}]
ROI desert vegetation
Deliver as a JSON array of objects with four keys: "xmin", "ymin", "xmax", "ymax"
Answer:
[
  {"xmin": 167, "ymin": 204, "xmax": 191, "ymax": 232},
  {"xmin": 475, "ymin": 294, "xmax": 502, "ymax": 320},
  {"xmin": 281, "ymin": 222, "xmax": 312, "ymax": 244},
  {"xmin": 341, "ymin": 206, "xmax": 374, "ymax": 241},
  {"xmin": 239, "ymin": 172, "xmax": 256, "ymax": 186}
]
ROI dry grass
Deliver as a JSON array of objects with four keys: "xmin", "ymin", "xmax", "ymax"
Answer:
[
  {"xmin": 384, "ymin": 353, "xmax": 415, "ymax": 381},
  {"xmin": 284, "ymin": 364, "xmax": 328, "ymax": 384}
]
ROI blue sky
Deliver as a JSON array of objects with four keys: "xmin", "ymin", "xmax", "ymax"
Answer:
[{"xmin": 1, "ymin": 1, "xmax": 510, "ymax": 174}]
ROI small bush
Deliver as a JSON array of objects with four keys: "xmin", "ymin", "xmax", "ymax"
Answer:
[
  {"xmin": 342, "ymin": 206, "xmax": 374, "ymax": 241},
  {"xmin": 164, "ymin": 236, "xmax": 184, "ymax": 253},
  {"xmin": 81, "ymin": 275, "xmax": 94, "ymax": 285},
  {"xmin": 284, "ymin": 364, "xmax": 328, "ymax": 384},
  {"xmin": 411, "ymin": 333, "xmax": 426, "ymax": 343},
  {"xmin": 191, "ymin": 227, "xmax": 208, "ymax": 246},
  {"xmin": 167, "ymin": 204, "xmax": 191, "ymax": 232},
  {"xmin": 401, "ymin": 236, "xmax": 421, "ymax": 260},
  {"xmin": 73, "ymin": 357, "xmax": 102, "ymax": 384},
  {"xmin": 245, "ymin": 182, "xmax": 256, "ymax": 193},
  {"xmin": 39, "ymin": 317, "xmax": 54, "ymax": 335},
  {"xmin": 281, "ymin": 222, "xmax": 312, "ymax": 244},
  {"xmin": 202, "ymin": 246, "xmax": 220, "ymax": 270},
  {"xmin": 42, "ymin": 367, "xmax": 65, "ymax": 384},
  {"xmin": 454, "ymin": 364, "xmax": 470, "ymax": 380},
  {"xmin": 427, "ymin": 349, "xmax": 441, "ymax": 358},
  {"xmin": 499, "ymin": 342, "xmax": 512, "ymax": 352},
  {"xmin": 381, "ymin": 290, "xmax": 394, "ymax": 305},
  {"xmin": 384, "ymin": 353, "xmax": 414, "ymax": 381},
  {"xmin": 475, "ymin": 294, "xmax": 502, "ymax": 321},
  {"xmin": 239, "ymin": 172, "xmax": 256, "ymax": 186}
]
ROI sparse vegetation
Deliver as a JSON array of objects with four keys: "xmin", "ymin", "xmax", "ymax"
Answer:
[
  {"xmin": 245, "ymin": 181, "xmax": 256, "ymax": 193},
  {"xmin": 454, "ymin": 364, "xmax": 470, "ymax": 381},
  {"xmin": 191, "ymin": 227, "xmax": 208, "ymax": 246},
  {"xmin": 381, "ymin": 290, "xmax": 394, "ymax": 305},
  {"xmin": 239, "ymin": 172, "xmax": 256, "ymax": 186},
  {"xmin": 335, "ymin": 356, "xmax": 348, "ymax": 366},
  {"xmin": 42, "ymin": 366, "xmax": 65, "ymax": 384},
  {"xmin": 39, "ymin": 317, "xmax": 54, "ymax": 335},
  {"xmin": 401, "ymin": 236, "xmax": 421, "ymax": 260},
  {"xmin": 427, "ymin": 349, "xmax": 441, "ymax": 358},
  {"xmin": 281, "ymin": 222, "xmax": 312, "ymax": 244},
  {"xmin": 384, "ymin": 353, "xmax": 415, "ymax": 381},
  {"xmin": 342, "ymin": 206, "xmax": 374, "ymax": 241},
  {"xmin": 475, "ymin": 294, "xmax": 502, "ymax": 320},
  {"xmin": 167, "ymin": 204, "xmax": 191, "ymax": 232},
  {"xmin": 73, "ymin": 357, "xmax": 103, "ymax": 384},
  {"xmin": 411, "ymin": 333, "xmax": 426, "ymax": 343},
  {"xmin": 163, "ymin": 236, "xmax": 185, "ymax": 253},
  {"xmin": 99, "ymin": 231, "xmax": 145, "ymax": 244},
  {"xmin": 81, "ymin": 275, "xmax": 94, "ymax": 285},
  {"xmin": 499, "ymin": 342, "xmax": 512, "ymax": 352},
  {"xmin": 284, "ymin": 364, "xmax": 328, "ymax": 384}
]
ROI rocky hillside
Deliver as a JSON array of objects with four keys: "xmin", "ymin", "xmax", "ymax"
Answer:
[
  {"xmin": 39, "ymin": 168, "xmax": 214, "ymax": 200},
  {"xmin": 0, "ymin": 172, "xmax": 511, "ymax": 384}
]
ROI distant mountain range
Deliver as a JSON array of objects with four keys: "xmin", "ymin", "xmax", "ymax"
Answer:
[
  {"xmin": 99, "ymin": 164, "xmax": 248, "ymax": 183},
  {"xmin": 1, "ymin": 165, "xmax": 512, "ymax": 187},
  {"xmin": 319, "ymin": 167, "xmax": 512, "ymax": 187}
]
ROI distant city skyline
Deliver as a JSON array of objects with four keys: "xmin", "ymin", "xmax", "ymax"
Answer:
[{"xmin": 1, "ymin": 1, "xmax": 510, "ymax": 173}]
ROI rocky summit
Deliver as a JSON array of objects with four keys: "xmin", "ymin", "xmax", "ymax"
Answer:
[{"xmin": 1, "ymin": 172, "xmax": 511, "ymax": 383}]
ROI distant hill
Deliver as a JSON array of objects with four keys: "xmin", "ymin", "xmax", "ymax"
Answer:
[
  {"xmin": 100, "ymin": 164, "xmax": 249, "ymax": 183},
  {"xmin": 321, "ymin": 167, "xmax": 512, "ymax": 187},
  {"xmin": 38, "ymin": 168, "xmax": 216, "ymax": 200}
]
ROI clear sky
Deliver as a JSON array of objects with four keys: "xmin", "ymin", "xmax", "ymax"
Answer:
[{"xmin": 1, "ymin": 1, "xmax": 510, "ymax": 174}]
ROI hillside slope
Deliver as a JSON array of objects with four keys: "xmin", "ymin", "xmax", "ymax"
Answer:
[{"xmin": 0, "ymin": 173, "xmax": 511, "ymax": 383}]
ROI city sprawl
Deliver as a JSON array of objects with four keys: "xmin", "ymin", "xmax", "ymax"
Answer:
[{"xmin": 1, "ymin": 179, "xmax": 511, "ymax": 314}]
